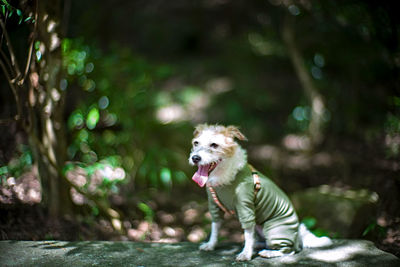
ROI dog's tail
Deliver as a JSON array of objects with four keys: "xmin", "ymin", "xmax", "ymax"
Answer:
[{"xmin": 299, "ymin": 223, "xmax": 333, "ymax": 248}]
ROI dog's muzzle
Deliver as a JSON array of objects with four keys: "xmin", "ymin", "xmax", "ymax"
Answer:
[
  {"xmin": 191, "ymin": 155, "xmax": 201, "ymax": 164},
  {"xmin": 191, "ymin": 160, "xmax": 219, "ymax": 187}
]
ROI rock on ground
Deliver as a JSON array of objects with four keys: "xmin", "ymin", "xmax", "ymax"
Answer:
[{"xmin": 0, "ymin": 239, "xmax": 399, "ymax": 266}]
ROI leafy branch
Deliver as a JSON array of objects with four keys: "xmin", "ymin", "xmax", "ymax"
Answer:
[
  {"xmin": 1, "ymin": 0, "xmax": 35, "ymax": 24},
  {"xmin": 0, "ymin": 0, "xmax": 37, "ymax": 126}
]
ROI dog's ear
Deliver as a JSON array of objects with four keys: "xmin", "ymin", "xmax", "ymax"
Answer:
[
  {"xmin": 226, "ymin": 125, "xmax": 247, "ymax": 141},
  {"xmin": 193, "ymin": 124, "xmax": 208, "ymax": 137}
]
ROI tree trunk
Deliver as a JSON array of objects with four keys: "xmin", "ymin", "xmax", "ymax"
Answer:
[
  {"xmin": 1, "ymin": 0, "xmax": 73, "ymax": 218},
  {"xmin": 282, "ymin": 14, "xmax": 326, "ymax": 147},
  {"xmin": 29, "ymin": 0, "xmax": 72, "ymax": 218}
]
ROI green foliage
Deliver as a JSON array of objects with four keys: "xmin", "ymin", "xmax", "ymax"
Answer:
[
  {"xmin": 63, "ymin": 38, "xmax": 190, "ymax": 192},
  {"xmin": 91, "ymin": 206, "xmax": 99, "ymax": 216},
  {"xmin": 0, "ymin": 146, "xmax": 32, "ymax": 180},
  {"xmin": 137, "ymin": 202, "xmax": 154, "ymax": 222},
  {"xmin": 65, "ymin": 156, "xmax": 125, "ymax": 198},
  {"xmin": 0, "ymin": 166, "xmax": 8, "ymax": 176},
  {"xmin": 160, "ymin": 167, "xmax": 172, "ymax": 188},
  {"xmin": 302, "ymin": 216, "xmax": 317, "ymax": 229},
  {"xmin": 301, "ymin": 217, "xmax": 331, "ymax": 238},
  {"xmin": 86, "ymin": 107, "xmax": 100, "ymax": 130},
  {"xmin": 0, "ymin": 0, "xmax": 34, "ymax": 24},
  {"xmin": 362, "ymin": 222, "xmax": 386, "ymax": 238}
]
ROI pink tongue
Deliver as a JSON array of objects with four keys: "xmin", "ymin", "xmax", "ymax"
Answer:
[{"xmin": 192, "ymin": 164, "xmax": 211, "ymax": 187}]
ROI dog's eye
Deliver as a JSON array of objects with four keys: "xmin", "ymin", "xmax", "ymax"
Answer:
[
  {"xmin": 193, "ymin": 141, "xmax": 199, "ymax": 146},
  {"xmin": 210, "ymin": 143, "xmax": 219, "ymax": 149}
]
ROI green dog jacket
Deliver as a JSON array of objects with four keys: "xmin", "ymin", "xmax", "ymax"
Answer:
[{"xmin": 206, "ymin": 164, "xmax": 300, "ymax": 249}]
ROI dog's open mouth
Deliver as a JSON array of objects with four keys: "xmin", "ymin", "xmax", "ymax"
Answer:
[{"xmin": 192, "ymin": 161, "xmax": 219, "ymax": 187}]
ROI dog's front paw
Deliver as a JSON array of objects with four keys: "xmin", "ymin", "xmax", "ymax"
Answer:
[
  {"xmin": 236, "ymin": 249, "xmax": 252, "ymax": 261},
  {"xmin": 199, "ymin": 242, "xmax": 216, "ymax": 251}
]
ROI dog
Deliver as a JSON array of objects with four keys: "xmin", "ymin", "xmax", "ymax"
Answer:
[{"xmin": 188, "ymin": 124, "xmax": 332, "ymax": 261}]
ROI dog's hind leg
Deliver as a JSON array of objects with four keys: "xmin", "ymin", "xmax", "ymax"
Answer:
[
  {"xmin": 258, "ymin": 246, "xmax": 295, "ymax": 258},
  {"xmin": 259, "ymin": 220, "xmax": 300, "ymax": 258},
  {"xmin": 254, "ymin": 225, "xmax": 266, "ymax": 249}
]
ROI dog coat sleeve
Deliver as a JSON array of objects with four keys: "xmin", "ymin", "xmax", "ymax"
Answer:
[
  {"xmin": 235, "ymin": 181, "xmax": 256, "ymax": 229},
  {"xmin": 206, "ymin": 186, "xmax": 224, "ymax": 222}
]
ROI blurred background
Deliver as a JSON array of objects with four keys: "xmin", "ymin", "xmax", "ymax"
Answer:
[{"xmin": 0, "ymin": 0, "xmax": 399, "ymax": 256}]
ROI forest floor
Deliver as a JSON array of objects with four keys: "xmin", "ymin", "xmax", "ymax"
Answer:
[{"xmin": 1, "ymin": 239, "xmax": 399, "ymax": 266}]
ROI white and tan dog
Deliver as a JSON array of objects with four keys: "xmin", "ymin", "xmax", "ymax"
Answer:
[{"xmin": 189, "ymin": 124, "xmax": 332, "ymax": 261}]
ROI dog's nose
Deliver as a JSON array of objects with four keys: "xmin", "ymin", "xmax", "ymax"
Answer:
[{"xmin": 192, "ymin": 155, "xmax": 201, "ymax": 164}]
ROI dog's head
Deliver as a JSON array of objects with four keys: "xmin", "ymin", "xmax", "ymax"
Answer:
[{"xmin": 188, "ymin": 124, "xmax": 246, "ymax": 187}]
